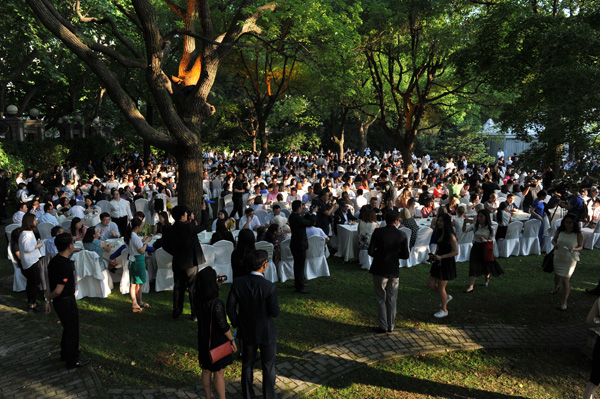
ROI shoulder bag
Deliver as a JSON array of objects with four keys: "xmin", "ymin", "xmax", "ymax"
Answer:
[{"xmin": 542, "ymin": 249, "xmax": 554, "ymax": 273}]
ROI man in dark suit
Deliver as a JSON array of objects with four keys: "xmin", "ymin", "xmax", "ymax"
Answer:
[
  {"xmin": 163, "ymin": 205, "xmax": 208, "ymax": 320},
  {"xmin": 227, "ymin": 250, "xmax": 280, "ymax": 399},
  {"xmin": 333, "ymin": 202, "xmax": 357, "ymax": 234},
  {"xmin": 288, "ymin": 200, "xmax": 316, "ymax": 294},
  {"xmin": 368, "ymin": 210, "xmax": 409, "ymax": 333},
  {"xmin": 380, "ymin": 198, "xmax": 399, "ymax": 223}
]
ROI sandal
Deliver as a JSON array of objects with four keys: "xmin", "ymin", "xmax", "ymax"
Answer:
[
  {"xmin": 132, "ymin": 307, "xmax": 143, "ymax": 313},
  {"xmin": 140, "ymin": 303, "xmax": 150, "ymax": 309},
  {"xmin": 484, "ymin": 278, "xmax": 489, "ymax": 288},
  {"xmin": 550, "ymin": 286, "xmax": 560, "ymax": 294}
]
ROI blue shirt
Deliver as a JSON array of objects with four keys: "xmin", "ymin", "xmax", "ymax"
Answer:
[{"xmin": 38, "ymin": 213, "xmax": 59, "ymax": 226}]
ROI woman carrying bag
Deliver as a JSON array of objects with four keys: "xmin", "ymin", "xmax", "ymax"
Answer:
[
  {"xmin": 463, "ymin": 209, "xmax": 504, "ymax": 293},
  {"xmin": 196, "ymin": 266, "xmax": 237, "ymax": 399}
]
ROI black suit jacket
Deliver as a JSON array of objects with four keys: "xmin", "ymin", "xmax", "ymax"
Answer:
[
  {"xmin": 164, "ymin": 219, "xmax": 206, "ymax": 271},
  {"xmin": 368, "ymin": 224, "xmax": 409, "ymax": 278},
  {"xmin": 289, "ymin": 212, "xmax": 315, "ymax": 251},
  {"xmin": 226, "ymin": 273, "xmax": 280, "ymax": 344},
  {"xmin": 332, "ymin": 208, "xmax": 357, "ymax": 234}
]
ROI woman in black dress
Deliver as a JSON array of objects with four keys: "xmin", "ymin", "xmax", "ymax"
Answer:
[
  {"xmin": 427, "ymin": 213, "xmax": 458, "ymax": 319},
  {"xmin": 195, "ymin": 266, "xmax": 237, "ymax": 399}
]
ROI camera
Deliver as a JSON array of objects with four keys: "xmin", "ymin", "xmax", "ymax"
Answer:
[
  {"xmin": 427, "ymin": 253, "xmax": 436, "ymax": 263},
  {"xmin": 217, "ymin": 275, "xmax": 228, "ymax": 283}
]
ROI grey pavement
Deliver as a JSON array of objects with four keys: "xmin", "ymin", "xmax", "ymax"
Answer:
[{"xmin": 0, "ymin": 275, "xmax": 588, "ymax": 398}]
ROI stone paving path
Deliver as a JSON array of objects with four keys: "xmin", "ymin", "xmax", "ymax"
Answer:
[{"xmin": 0, "ymin": 276, "xmax": 588, "ymax": 398}]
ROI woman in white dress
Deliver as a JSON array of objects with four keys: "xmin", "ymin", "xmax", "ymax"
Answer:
[{"xmin": 550, "ymin": 214, "xmax": 583, "ymax": 311}]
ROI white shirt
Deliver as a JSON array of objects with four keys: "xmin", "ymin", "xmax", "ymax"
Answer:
[
  {"xmin": 240, "ymin": 215, "xmax": 261, "ymax": 230},
  {"xmin": 69, "ymin": 205, "xmax": 86, "ymax": 219},
  {"xmin": 128, "ymin": 232, "xmax": 144, "ymax": 260},
  {"xmin": 18, "ymin": 230, "xmax": 42, "ymax": 269},
  {"xmin": 110, "ymin": 199, "xmax": 132, "ymax": 219}
]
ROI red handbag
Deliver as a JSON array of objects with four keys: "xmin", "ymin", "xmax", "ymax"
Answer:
[
  {"xmin": 208, "ymin": 300, "xmax": 233, "ymax": 364},
  {"xmin": 483, "ymin": 241, "xmax": 494, "ymax": 262}
]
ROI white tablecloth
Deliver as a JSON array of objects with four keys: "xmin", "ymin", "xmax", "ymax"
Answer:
[{"xmin": 335, "ymin": 224, "xmax": 359, "ymax": 262}]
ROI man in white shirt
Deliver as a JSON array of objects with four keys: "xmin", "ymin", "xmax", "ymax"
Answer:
[
  {"xmin": 239, "ymin": 208, "xmax": 262, "ymax": 231},
  {"xmin": 68, "ymin": 199, "xmax": 86, "ymax": 219},
  {"xmin": 109, "ymin": 190, "xmax": 132, "ymax": 236},
  {"xmin": 96, "ymin": 212, "xmax": 120, "ymax": 240},
  {"xmin": 12, "ymin": 203, "xmax": 28, "ymax": 225},
  {"xmin": 497, "ymin": 148, "xmax": 505, "ymax": 159},
  {"xmin": 306, "ymin": 225, "xmax": 329, "ymax": 243},
  {"xmin": 105, "ymin": 175, "xmax": 119, "ymax": 191}
]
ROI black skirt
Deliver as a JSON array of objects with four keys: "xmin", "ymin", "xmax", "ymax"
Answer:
[
  {"xmin": 469, "ymin": 242, "xmax": 504, "ymax": 278},
  {"xmin": 430, "ymin": 258, "xmax": 457, "ymax": 281}
]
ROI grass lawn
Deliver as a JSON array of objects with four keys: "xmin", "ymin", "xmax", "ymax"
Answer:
[
  {"xmin": 306, "ymin": 348, "xmax": 589, "ymax": 398},
  {"xmin": 1, "ymin": 233, "xmax": 597, "ymax": 395}
]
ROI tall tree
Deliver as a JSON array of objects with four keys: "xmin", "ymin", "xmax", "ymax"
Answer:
[
  {"xmin": 25, "ymin": 0, "xmax": 275, "ymax": 215},
  {"xmin": 455, "ymin": 0, "xmax": 600, "ymax": 168},
  {"xmin": 361, "ymin": 0, "xmax": 481, "ymax": 170}
]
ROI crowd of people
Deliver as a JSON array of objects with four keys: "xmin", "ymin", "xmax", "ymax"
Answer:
[{"xmin": 4, "ymin": 147, "xmax": 600, "ymax": 398}]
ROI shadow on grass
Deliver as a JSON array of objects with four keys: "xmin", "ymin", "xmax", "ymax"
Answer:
[{"xmin": 317, "ymin": 364, "xmax": 529, "ymax": 398}]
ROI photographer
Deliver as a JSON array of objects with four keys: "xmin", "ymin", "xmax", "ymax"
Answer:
[
  {"xmin": 375, "ymin": 172, "xmax": 394, "ymax": 204},
  {"xmin": 311, "ymin": 188, "xmax": 338, "ymax": 236},
  {"xmin": 560, "ymin": 188, "xmax": 586, "ymax": 220}
]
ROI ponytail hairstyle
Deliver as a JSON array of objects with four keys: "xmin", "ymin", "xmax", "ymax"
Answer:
[{"xmin": 125, "ymin": 217, "xmax": 143, "ymax": 245}]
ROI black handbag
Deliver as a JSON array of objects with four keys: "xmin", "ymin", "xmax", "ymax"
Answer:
[{"xmin": 542, "ymin": 249, "xmax": 554, "ymax": 273}]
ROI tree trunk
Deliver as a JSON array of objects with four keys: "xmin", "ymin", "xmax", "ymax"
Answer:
[
  {"xmin": 400, "ymin": 145, "xmax": 414, "ymax": 173},
  {"xmin": 144, "ymin": 103, "xmax": 154, "ymax": 163},
  {"xmin": 358, "ymin": 120, "xmax": 368, "ymax": 154},
  {"xmin": 252, "ymin": 134, "xmax": 257, "ymax": 152},
  {"xmin": 335, "ymin": 108, "xmax": 349, "ymax": 161},
  {"xmin": 258, "ymin": 119, "xmax": 268, "ymax": 166},
  {"xmin": 174, "ymin": 146, "xmax": 204, "ymax": 223}
]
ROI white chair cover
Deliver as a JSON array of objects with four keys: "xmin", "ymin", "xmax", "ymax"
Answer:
[
  {"xmin": 409, "ymin": 227, "xmax": 433, "ymax": 267},
  {"xmin": 496, "ymin": 221, "xmax": 523, "ymax": 258},
  {"xmin": 154, "ymin": 248, "xmax": 174, "ymax": 292},
  {"xmin": 198, "ymin": 244, "xmax": 216, "ymax": 271},
  {"xmin": 135, "ymin": 198, "xmax": 153, "ymax": 225},
  {"xmin": 520, "ymin": 219, "xmax": 542, "ymax": 256},
  {"xmin": 305, "ymin": 236, "xmax": 330, "ymax": 280},
  {"xmin": 280, "ymin": 209, "xmax": 291, "ymax": 218},
  {"xmin": 255, "ymin": 241, "xmax": 278, "ymax": 282},
  {"xmin": 223, "ymin": 194, "xmax": 233, "ymax": 217},
  {"xmin": 8, "ymin": 250, "xmax": 27, "ymax": 292},
  {"xmin": 83, "ymin": 213, "xmax": 101, "ymax": 227},
  {"xmin": 212, "ymin": 241, "xmax": 234, "ymax": 283},
  {"xmin": 543, "ymin": 218, "xmax": 562, "ymax": 253},
  {"xmin": 96, "ymin": 200, "xmax": 111, "ymax": 214},
  {"xmin": 278, "ymin": 239, "xmax": 294, "ymax": 283},
  {"xmin": 37, "ymin": 222, "xmax": 55, "ymax": 240},
  {"xmin": 454, "ymin": 219, "xmax": 474, "ymax": 262},
  {"xmin": 5, "ymin": 223, "xmax": 20, "ymax": 237},
  {"xmin": 73, "ymin": 250, "xmax": 112, "ymax": 299},
  {"xmin": 61, "ymin": 220, "xmax": 72, "ymax": 230},
  {"xmin": 583, "ymin": 222, "xmax": 600, "ymax": 250},
  {"xmin": 398, "ymin": 227, "xmax": 412, "ymax": 268},
  {"xmin": 118, "ymin": 251, "xmax": 150, "ymax": 295},
  {"xmin": 254, "ymin": 209, "xmax": 269, "ymax": 226},
  {"xmin": 212, "ymin": 178, "xmax": 223, "ymax": 199}
]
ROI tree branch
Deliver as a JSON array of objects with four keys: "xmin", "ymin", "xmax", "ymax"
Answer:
[{"xmin": 75, "ymin": 0, "xmax": 142, "ymax": 58}]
